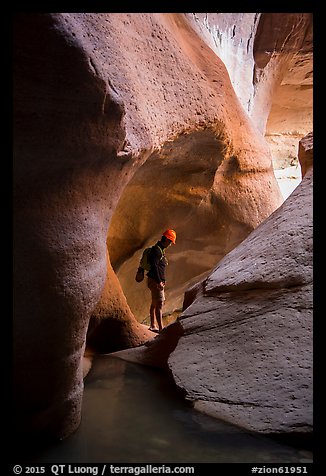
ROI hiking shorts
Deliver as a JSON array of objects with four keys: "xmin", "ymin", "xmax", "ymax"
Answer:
[{"xmin": 147, "ymin": 277, "xmax": 165, "ymax": 304}]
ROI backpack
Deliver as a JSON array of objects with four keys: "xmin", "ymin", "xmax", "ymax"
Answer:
[{"xmin": 135, "ymin": 245, "xmax": 165, "ymax": 282}]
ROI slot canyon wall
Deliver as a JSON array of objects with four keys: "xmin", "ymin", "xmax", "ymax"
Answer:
[
  {"xmin": 113, "ymin": 131, "xmax": 313, "ymax": 435},
  {"xmin": 187, "ymin": 13, "xmax": 313, "ymax": 166},
  {"xmin": 107, "ymin": 12, "xmax": 312, "ymax": 323},
  {"xmin": 13, "ymin": 13, "xmax": 312, "ymax": 440}
]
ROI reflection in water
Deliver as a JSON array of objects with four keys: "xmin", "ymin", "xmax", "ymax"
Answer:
[{"xmin": 19, "ymin": 355, "xmax": 313, "ymax": 463}]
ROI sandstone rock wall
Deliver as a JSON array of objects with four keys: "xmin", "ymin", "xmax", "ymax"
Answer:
[
  {"xmin": 106, "ymin": 13, "xmax": 284, "ymax": 321},
  {"xmin": 113, "ymin": 164, "xmax": 313, "ymax": 435},
  {"xmin": 174, "ymin": 172, "xmax": 313, "ymax": 435},
  {"xmin": 187, "ymin": 13, "xmax": 313, "ymax": 169},
  {"xmin": 13, "ymin": 12, "xmax": 310, "ymax": 439}
]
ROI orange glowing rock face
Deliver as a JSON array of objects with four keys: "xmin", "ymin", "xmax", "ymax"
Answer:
[{"xmin": 13, "ymin": 12, "xmax": 312, "ymax": 440}]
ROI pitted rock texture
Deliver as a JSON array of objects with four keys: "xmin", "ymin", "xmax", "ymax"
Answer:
[
  {"xmin": 114, "ymin": 167, "xmax": 313, "ymax": 435},
  {"xmin": 176, "ymin": 171, "xmax": 313, "ymax": 434},
  {"xmin": 187, "ymin": 13, "xmax": 313, "ymax": 169},
  {"xmin": 13, "ymin": 12, "xmax": 310, "ymax": 439}
]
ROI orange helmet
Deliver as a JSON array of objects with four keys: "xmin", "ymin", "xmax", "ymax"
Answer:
[{"xmin": 163, "ymin": 229, "xmax": 177, "ymax": 244}]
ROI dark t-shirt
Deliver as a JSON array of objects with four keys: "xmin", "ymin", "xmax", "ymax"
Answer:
[{"xmin": 147, "ymin": 241, "xmax": 167, "ymax": 283}]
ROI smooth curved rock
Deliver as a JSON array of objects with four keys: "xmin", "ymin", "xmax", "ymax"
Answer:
[
  {"xmin": 13, "ymin": 12, "xmax": 142, "ymax": 439},
  {"xmin": 107, "ymin": 13, "xmax": 284, "ymax": 321},
  {"xmin": 86, "ymin": 252, "xmax": 154, "ymax": 353},
  {"xmin": 114, "ymin": 166, "xmax": 313, "ymax": 435},
  {"xmin": 13, "ymin": 12, "xmax": 310, "ymax": 440}
]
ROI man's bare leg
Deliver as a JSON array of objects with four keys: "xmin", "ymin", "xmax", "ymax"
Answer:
[
  {"xmin": 149, "ymin": 303, "xmax": 158, "ymax": 330},
  {"xmin": 155, "ymin": 302, "xmax": 164, "ymax": 331}
]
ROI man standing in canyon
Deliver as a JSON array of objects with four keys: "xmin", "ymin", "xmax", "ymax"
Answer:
[{"xmin": 147, "ymin": 229, "xmax": 177, "ymax": 333}]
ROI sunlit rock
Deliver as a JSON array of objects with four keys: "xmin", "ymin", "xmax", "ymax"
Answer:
[
  {"xmin": 115, "ymin": 165, "xmax": 312, "ymax": 435},
  {"xmin": 13, "ymin": 12, "xmax": 311, "ymax": 440}
]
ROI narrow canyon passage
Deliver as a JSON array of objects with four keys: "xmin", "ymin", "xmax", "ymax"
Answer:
[
  {"xmin": 16, "ymin": 356, "xmax": 313, "ymax": 464},
  {"xmin": 13, "ymin": 12, "xmax": 312, "ymax": 450}
]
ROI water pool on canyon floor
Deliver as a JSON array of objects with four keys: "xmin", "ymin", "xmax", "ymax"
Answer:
[{"xmin": 17, "ymin": 355, "xmax": 313, "ymax": 464}]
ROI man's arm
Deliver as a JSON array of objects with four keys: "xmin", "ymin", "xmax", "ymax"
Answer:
[{"xmin": 149, "ymin": 246, "xmax": 164, "ymax": 285}]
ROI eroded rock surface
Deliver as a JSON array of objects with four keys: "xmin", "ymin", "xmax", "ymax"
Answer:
[
  {"xmin": 188, "ymin": 13, "xmax": 313, "ymax": 170},
  {"xmin": 86, "ymin": 252, "xmax": 153, "ymax": 353},
  {"xmin": 114, "ymin": 166, "xmax": 313, "ymax": 435},
  {"xmin": 13, "ymin": 12, "xmax": 311, "ymax": 439},
  {"xmin": 176, "ymin": 176, "xmax": 313, "ymax": 435},
  {"xmin": 107, "ymin": 13, "xmax": 285, "ymax": 321}
]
